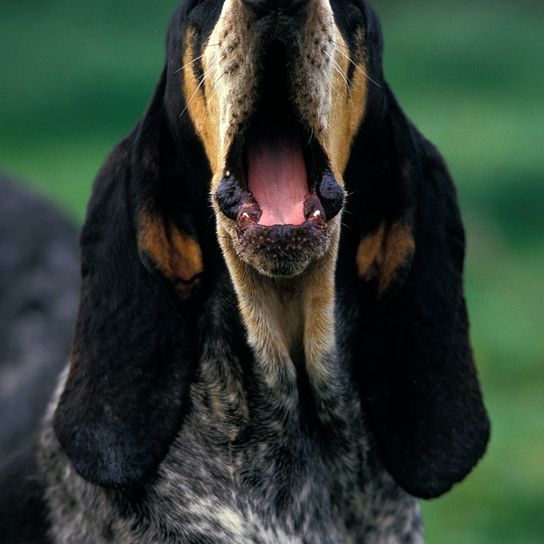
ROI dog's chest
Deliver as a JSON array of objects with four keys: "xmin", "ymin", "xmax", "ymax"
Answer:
[
  {"xmin": 42, "ymin": 352, "xmax": 422, "ymax": 544},
  {"xmin": 138, "ymin": 354, "xmax": 422, "ymax": 544}
]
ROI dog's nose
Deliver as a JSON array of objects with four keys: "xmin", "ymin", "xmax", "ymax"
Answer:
[{"xmin": 244, "ymin": 0, "xmax": 308, "ymax": 17}]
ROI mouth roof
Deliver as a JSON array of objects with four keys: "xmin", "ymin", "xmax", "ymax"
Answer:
[{"xmin": 245, "ymin": 107, "xmax": 308, "ymax": 227}]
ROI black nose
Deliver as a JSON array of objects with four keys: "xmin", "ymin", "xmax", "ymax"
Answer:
[{"xmin": 244, "ymin": 0, "xmax": 309, "ymax": 16}]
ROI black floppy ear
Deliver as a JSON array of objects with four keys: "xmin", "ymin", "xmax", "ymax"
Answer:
[
  {"xmin": 54, "ymin": 69, "xmax": 204, "ymax": 487},
  {"xmin": 352, "ymin": 88, "xmax": 490, "ymax": 499}
]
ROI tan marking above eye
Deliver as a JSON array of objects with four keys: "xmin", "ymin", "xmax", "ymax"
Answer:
[
  {"xmin": 357, "ymin": 222, "xmax": 415, "ymax": 295},
  {"xmin": 357, "ymin": 223, "xmax": 386, "ymax": 282},
  {"xmin": 170, "ymin": 228, "xmax": 204, "ymax": 280},
  {"xmin": 138, "ymin": 209, "xmax": 204, "ymax": 298}
]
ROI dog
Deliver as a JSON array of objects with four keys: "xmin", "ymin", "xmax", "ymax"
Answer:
[
  {"xmin": 0, "ymin": 0, "xmax": 490, "ymax": 542},
  {"xmin": 0, "ymin": 175, "xmax": 78, "ymax": 460}
]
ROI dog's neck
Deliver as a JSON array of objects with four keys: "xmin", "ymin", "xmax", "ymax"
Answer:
[{"xmin": 219, "ymin": 228, "xmax": 341, "ymax": 394}]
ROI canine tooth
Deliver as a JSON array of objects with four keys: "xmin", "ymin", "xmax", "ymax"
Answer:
[
  {"xmin": 241, "ymin": 212, "xmax": 250, "ymax": 220},
  {"xmin": 225, "ymin": 170, "xmax": 231, "ymax": 177},
  {"xmin": 312, "ymin": 210, "xmax": 322, "ymax": 219}
]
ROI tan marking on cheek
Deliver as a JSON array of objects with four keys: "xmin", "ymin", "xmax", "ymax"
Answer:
[
  {"xmin": 138, "ymin": 210, "xmax": 203, "ymax": 299},
  {"xmin": 328, "ymin": 32, "xmax": 368, "ymax": 175},
  {"xmin": 357, "ymin": 222, "xmax": 415, "ymax": 295},
  {"xmin": 183, "ymin": 2, "xmax": 259, "ymax": 192},
  {"xmin": 182, "ymin": 31, "xmax": 221, "ymax": 173}
]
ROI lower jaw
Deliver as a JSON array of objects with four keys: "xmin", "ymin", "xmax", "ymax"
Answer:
[{"xmin": 228, "ymin": 218, "xmax": 336, "ymax": 279}]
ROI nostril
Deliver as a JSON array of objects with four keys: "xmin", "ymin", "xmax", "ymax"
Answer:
[{"xmin": 244, "ymin": 0, "xmax": 308, "ymax": 17}]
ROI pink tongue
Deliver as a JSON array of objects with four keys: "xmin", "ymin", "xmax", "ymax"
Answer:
[{"xmin": 247, "ymin": 129, "xmax": 308, "ymax": 226}]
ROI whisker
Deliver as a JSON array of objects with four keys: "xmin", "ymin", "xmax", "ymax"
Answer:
[
  {"xmin": 333, "ymin": 46, "xmax": 383, "ymax": 90},
  {"xmin": 174, "ymin": 42, "xmax": 222, "ymax": 74},
  {"xmin": 331, "ymin": 39, "xmax": 350, "ymax": 51},
  {"xmin": 315, "ymin": 50, "xmax": 345, "ymax": 101},
  {"xmin": 179, "ymin": 64, "xmax": 219, "ymax": 119},
  {"xmin": 323, "ymin": 49, "xmax": 352, "ymax": 98},
  {"xmin": 320, "ymin": 61, "xmax": 342, "ymax": 100},
  {"xmin": 174, "ymin": 53, "xmax": 206, "ymax": 74},
  {"xmin": 207, "ymin": 69, "xmax": 228, "ymax": 94}
]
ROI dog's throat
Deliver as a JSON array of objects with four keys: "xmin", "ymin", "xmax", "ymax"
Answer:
[{"xmin": 246, "ymin": 119, "xmax": 308, "ymax": 227}]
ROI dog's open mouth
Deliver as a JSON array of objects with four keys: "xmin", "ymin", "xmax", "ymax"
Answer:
[
  {"xmin": 214, "ymin": 44, "xmax": 344, "ymax": 275},
  {"xmin": 216, "ymin": 107, "xmax": 343, "ymax": 230},
  {"xmin": 246, "ymin": 110, "xmax": 311, "ymax": 228}
]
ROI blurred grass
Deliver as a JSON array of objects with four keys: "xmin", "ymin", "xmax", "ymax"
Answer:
[{"xmin": 1, "ymin": 1, "xmax": 543, "ymax": 542}]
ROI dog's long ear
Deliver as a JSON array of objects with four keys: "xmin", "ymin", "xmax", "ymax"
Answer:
[
  {"xmin": 54, "ymin": 69, "xmax": 204, "ymax": 488},
  {"xmin": 351, "ymin": 88, "xmax": 490, "ymax": 499}
]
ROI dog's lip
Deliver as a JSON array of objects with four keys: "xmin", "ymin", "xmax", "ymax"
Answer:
[
  {"xmin": 215, "ymin": 165, "xmax": 343, "ymax": 231},
  {"xmin": 236, "ymin": 192, "xmax": 327, "ymax": 231}
]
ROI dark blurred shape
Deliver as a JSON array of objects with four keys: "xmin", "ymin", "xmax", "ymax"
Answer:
[{"xmin": 0, "ymin": 175, "xmax": 79, "ymax": 460}]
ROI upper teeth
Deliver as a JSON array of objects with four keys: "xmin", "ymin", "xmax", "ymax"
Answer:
[
  {"xmin": 225, "ymin": 170, "xmax": 231, "ymax": 177},
  {"xmin": 241, "ymin": 212, "xmax": 250, "ymax": 220},
  {"xmin": 312, "ymin": 210, "xmax": 321, "ymax": 218}
]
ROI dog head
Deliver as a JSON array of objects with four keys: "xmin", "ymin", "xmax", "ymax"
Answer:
[
  {"xmin": 166, "ymin": 0, "xmax": 383, "ymax": 278},
  {"xmin": 54, "ymin": 0, "xmax": 489, "ymax": 500}
]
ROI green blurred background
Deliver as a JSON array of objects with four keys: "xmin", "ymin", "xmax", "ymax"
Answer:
[{"xmin": 1, "ymin": 1, "xmax": 543, "ymax": 542}]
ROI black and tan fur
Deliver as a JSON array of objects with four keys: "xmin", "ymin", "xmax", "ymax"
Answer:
[{"xmin": 0, "ymin": 0, "xmax": 490, "ymax": 542}]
